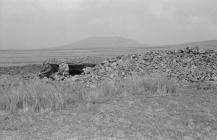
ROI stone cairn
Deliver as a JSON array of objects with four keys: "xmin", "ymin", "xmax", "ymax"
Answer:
[
  {"xmin": 40, "ymin": 47, "xmax": 217, "ymax": 88},
  {"xmin": 79, "ymin": 47, "xmax": 217, "ymax": 87}
]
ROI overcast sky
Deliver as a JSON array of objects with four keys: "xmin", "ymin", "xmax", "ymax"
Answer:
[{"xmin": 0, "ymin": 0, "xmax": 217, "ymax": 49}]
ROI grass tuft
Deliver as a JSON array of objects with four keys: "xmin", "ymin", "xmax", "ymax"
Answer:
[
  {"xmin": 0, "ymin": 75, "xmax": 177, "ymax": 113},
  {"xmin": 0, "ymin": 79, "xmax": 63, "ymax": 113}
]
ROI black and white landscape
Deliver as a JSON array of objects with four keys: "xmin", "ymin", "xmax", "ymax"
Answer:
[{"xmin": 0, "ymin": 0, "xmax": 217, "ymax": 140}]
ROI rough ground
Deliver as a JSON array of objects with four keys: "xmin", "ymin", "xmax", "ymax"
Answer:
[
  {"xmin": 0, "ymin": 64, "xmax": 41, "ymax": 78},
  {"xmin": 0, "ymin": 89, "xmax": 217, "ymax": 140}
]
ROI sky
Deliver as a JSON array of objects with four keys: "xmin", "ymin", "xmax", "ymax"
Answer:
[{"xmin": 0, "ymin": 0, "xmax": 217, "ymax": 49}]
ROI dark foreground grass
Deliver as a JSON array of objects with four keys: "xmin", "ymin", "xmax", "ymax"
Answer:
[
  {"xmin": 0, "ymin": 75, "xmax": 217, "ymax": 139},
  {"xmin": 0, "ymin": 75, "xmax": 176, "ymax": 113}
]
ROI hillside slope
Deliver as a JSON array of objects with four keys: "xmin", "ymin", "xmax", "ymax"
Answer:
[{"xmin": 155, "ymin": 40, "xmax": 217, "ymax": 50}]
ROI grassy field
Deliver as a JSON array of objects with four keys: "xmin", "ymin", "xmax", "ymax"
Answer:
[
  {"xmin": 0, "ymin": 74, "xmax": 217, "ymax": 139},
  {"xmin": 0, "ymin": 47, "xmax": 147, "ymax": 66}
]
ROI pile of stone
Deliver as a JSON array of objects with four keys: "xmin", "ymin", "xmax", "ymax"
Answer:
[
  {"xmin": 79, "ymin": 47, "xmax": 217, "ymax": 86},
  {"xmin": 38, "ymin": 47, "xmax": 217, "ymax": 87}
]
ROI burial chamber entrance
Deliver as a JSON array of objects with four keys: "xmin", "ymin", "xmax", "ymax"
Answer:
[
  {"xmin": 39, "ymin": 63, "xmax": 96, "ymax": 79},
  {"xmin": 67, "ymin": 63, "xmax": 96, "ymax": 75}
]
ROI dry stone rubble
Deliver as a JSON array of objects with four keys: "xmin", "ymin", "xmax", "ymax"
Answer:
[
  {"xmin": 81, "ymin": 47, "xmax": 217, "ymax": 86},
  {"xmin": 39, "ymin": 47, "xmax": 217, "ymax": 87}
]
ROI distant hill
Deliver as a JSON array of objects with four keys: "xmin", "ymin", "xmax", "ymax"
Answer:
[
  {"xmin": 154, "ymin": 40, "xmax": 217, "ymax": 50},
  {"xmin": 52, "ymin": 36, "xmax": 146, "ymax": 49}
]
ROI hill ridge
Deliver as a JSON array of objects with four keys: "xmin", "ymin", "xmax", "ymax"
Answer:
[{"xmin": 52, "ymin": 36, "xmax": 146, "ymax": 50}]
